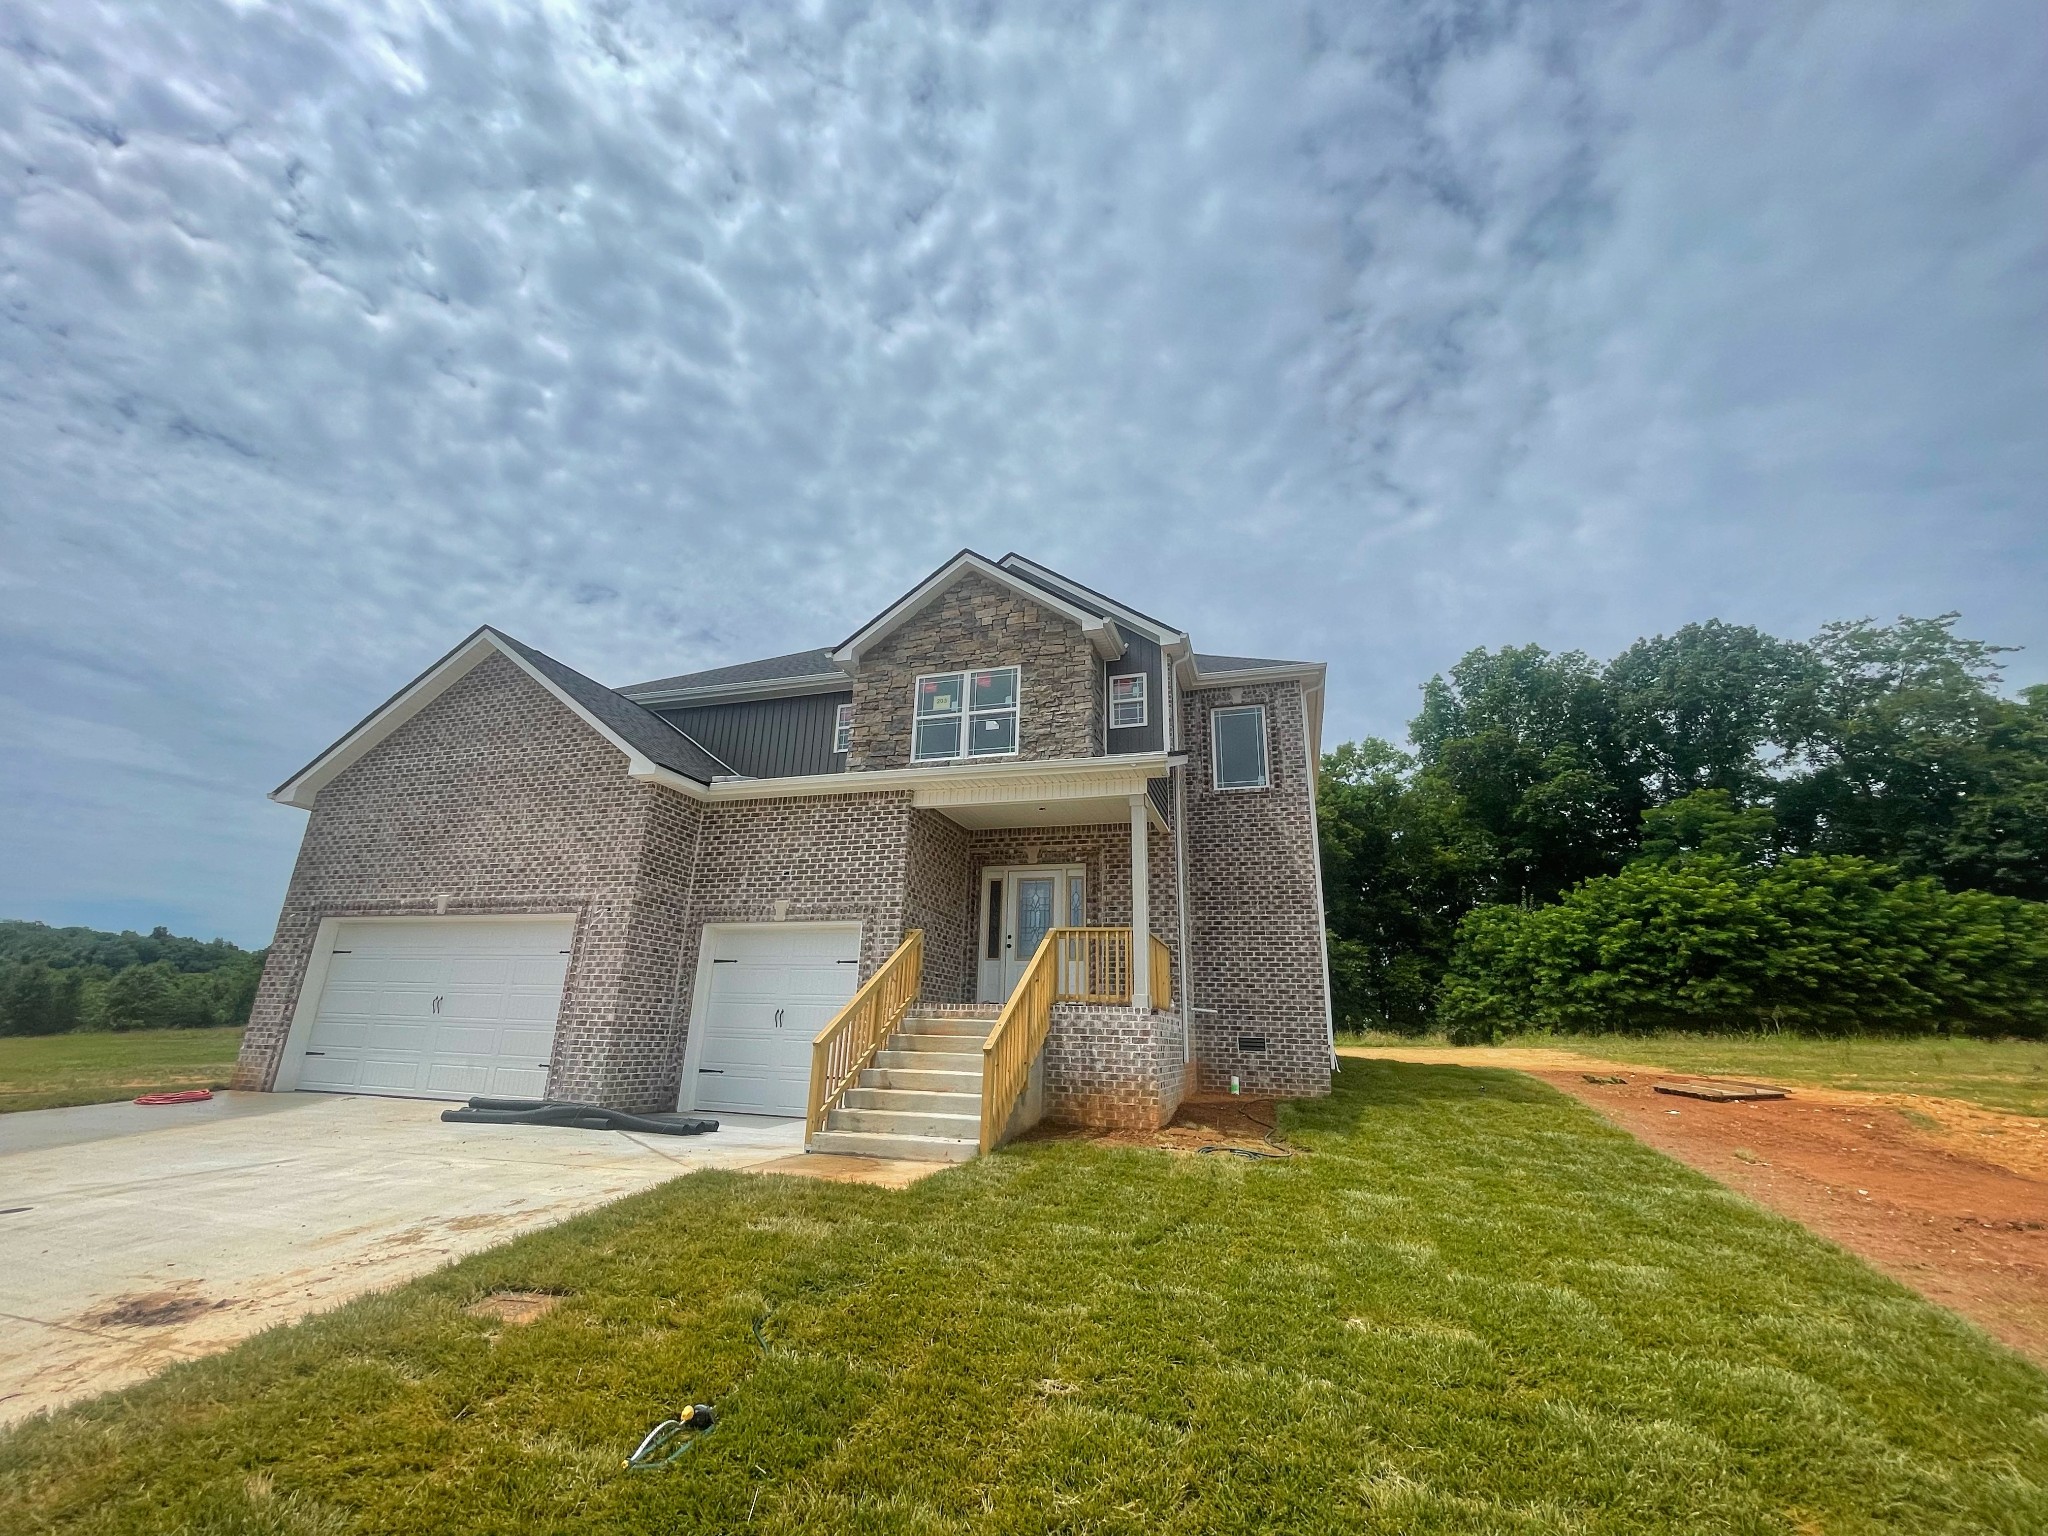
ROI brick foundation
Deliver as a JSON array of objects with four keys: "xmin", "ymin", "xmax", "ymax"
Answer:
[{"xmin": 1042, "ymin": 1004, "xmax": 1194, "ymax": 1129}]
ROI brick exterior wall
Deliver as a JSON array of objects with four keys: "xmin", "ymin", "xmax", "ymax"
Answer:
[
  {"xmin": 903, "ymin": 809, "xmax": 974, "ymax": 1005},
  {"xmin": 238, "ymin": 619, "xmax": 1334, "ymax": 1125},
  {"xmin": 1181, "ymin": 679, "xmax": 1332, "ymax": 1097},
  {"xmin": 234, "ymin": 652, "xmax": 706, "ymax": 1112},
  {"xmin": 846, "ymin": 568, "xmax": 1103, "ymax": 770},
  {"xmin": 1042, "ymin": 1004, "xmax": 1194, "ymax": 1129}
]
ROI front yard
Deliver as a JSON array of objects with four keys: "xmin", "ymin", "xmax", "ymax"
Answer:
[
  {"xmin": 0, "ymin": 1027, "xmax": 244, "ymax": 1114},
  {"xmin": 4, "ymin": 1060, "xmax": 2043, "ymax": 1533}
]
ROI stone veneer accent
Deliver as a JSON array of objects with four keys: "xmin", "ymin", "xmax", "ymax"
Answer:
[
  {"xmin": 846, "ymin": 568, "xmax": 1103, "ymax": 771},
  {"xmin": 1180, "ymin": 679, "xmax": 1332, "ymax": 1096},
  {"xmin": 1041, "ymin": 1005, "xmax": 1194, "ymax": 1129}
]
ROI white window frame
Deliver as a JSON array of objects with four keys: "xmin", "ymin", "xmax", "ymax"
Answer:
[
  {"xmin": 1211, "ymin": 704, "xmax": 1270, "ymax": 790},
  {"xmin": 833, "ymin": 702, "xmax": 853, "ymax": 755},
  {"xmin": 911, "ymin": 665, "xmax": 1022, "ymax": 762},
  {"xmin": 1108, "ymin": 672, "xmax": 1149, "ymax": 731}
]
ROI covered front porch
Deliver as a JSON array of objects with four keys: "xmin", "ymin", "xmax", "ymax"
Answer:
[{"xmin": 804, "ymin": 754, "xmax": 1192, "ymax": 1158}]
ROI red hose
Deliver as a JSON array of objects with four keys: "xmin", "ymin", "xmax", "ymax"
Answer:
[{"xmin": 133, "ymin": 1089, "xmax": 214, "ymax": 1105}]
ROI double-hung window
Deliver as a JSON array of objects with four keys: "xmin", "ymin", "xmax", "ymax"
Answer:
[
  {"xmin": 1109, "ymin": 673, "xmax": 1148, "ymax": 730},
  {"xmin": 832, "ymin": 702, "xmax": 854, "ymax": 754},
  {"xmin": 914, "ymin": 666, "xmax": 1020, "ymax": 760},
  {"xmin": 1211, "ymin": 704, "xmax": 1269, "ymax": 789}
]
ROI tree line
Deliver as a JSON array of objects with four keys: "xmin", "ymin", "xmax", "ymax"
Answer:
[
  {"xmin": 1319, "ymin": 614, "xmax": 2048, "ymax": 1039},
  {"xmin": 0, "ymin": 920, "xmax": 265, "ymax": 1036}
]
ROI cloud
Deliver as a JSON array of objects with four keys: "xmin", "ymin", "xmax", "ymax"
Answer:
[{"xmin": 0, "ymin": 0, "xmax": 2041, "ymax": 941}]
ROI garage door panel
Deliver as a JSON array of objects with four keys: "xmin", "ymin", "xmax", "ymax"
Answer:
[
  {"xmin": 293, "ymin": 919, "xmax": 572, "ymax": 1101},
  {"xmin": 689, "ymin": 926, "xmax": 860, "ymax": 1117},
  {"xmin": 504, "ymin": 990, "xmax": 564, "ymax": 1022}
]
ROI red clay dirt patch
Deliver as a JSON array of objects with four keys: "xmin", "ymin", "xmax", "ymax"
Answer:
[
  {"xmin": 1344, "ymin": 1047, "xmax": 2048, "ymax": 1367},
  {"xmin": 1027, "ymin": 1094, "xmax": 1298, "ymax": 1158}
]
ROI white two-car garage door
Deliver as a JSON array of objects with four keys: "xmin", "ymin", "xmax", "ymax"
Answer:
[
  {"xmin": 291, "ymin": 918, "xmax": 572, "ymax": 1100},
  {"xmin": 684, "ymin": 925, "xmax": 862, "ymax": 1117}
]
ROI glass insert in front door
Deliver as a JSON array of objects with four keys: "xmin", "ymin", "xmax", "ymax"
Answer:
[
  {"xmin": 978, "ymin": 865, "xmax": 1086, "ymax": 1002},
  {"xmin": 1014, "ymin": 876, "xmax": 1056, "ymax": 964}
]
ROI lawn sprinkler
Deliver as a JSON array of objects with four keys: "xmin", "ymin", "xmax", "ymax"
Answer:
[{"xmin": 624, "ymin": 1404, "xmax": 717, "ymax": 1469}]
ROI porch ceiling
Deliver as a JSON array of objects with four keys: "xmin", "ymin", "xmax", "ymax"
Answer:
[{"xmin": 933, "ymin": 793, "xmax": 1154, "ymax": 831}]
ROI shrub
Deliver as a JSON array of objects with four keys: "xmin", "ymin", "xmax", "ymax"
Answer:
[{"xmin": 1438, "ymin": 855, "xmax": 2048, "ymax": 1043}]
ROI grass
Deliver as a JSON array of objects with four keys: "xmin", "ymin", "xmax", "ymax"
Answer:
[
  {"xmin": 1338, "ymin": 1030, "xmax": 2048, "ymax": 1119},
  {"xmin": 0, "ymin": 1026, "xmax": 245, "ymax": 1114},
  {"xmin": 3, "ymin": 1062, "xmax": 2043, "ymax": 1533}
]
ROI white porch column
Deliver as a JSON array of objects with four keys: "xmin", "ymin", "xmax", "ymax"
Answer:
[{"xmin": 1129, "ymin": 791, "xmax": 1151, "ymax": 1011}]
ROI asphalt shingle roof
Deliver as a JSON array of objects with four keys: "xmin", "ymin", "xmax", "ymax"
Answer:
[
  {"xmin": 1191, "ymin": 652, "xmax": 1319, "ymax": 674},
  {"xmin": 620, "ymin": 647, "xmax": 840, "ymax": 697},
  {"xmin": 492, "ymin": 632, "xmax": 734, "ymax": 782}
]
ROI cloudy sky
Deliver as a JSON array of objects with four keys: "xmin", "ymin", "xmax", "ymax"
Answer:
[{"xmin": 2, "ymin": 0, "xmax": 2042, "ymax": 946}]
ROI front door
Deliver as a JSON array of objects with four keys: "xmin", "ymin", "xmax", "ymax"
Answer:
[{"xmin": 976, "ymin": 865, "xmax": 1086, "ymax": 1002}]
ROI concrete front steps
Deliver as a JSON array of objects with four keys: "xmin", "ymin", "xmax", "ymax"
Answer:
[{"xmin": 808, "ymin": 1006, "xmax": 998, "ymax": 1163}]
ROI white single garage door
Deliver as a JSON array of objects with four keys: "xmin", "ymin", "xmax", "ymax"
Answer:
[
  {"xmin": 686, "ymin": 925, "xmax": 862, "ymax": 1116},
  {"xmin": 293, "ymin": 918, "xmax": 573, "ymax": 1100}
]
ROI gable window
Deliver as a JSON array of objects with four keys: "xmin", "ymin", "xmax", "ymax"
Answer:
[
  {"xmin": 1212, "ymin": 705, "xmax": 1269, "ymax": 790},
  {"xmin": 833, "ymin": 702, "xmax": 854, "ymax": 755},
  {"xmin": 1109, "ymin": 673, "xmax": 1148, "ymax": 730},
  {"xmin": 914, "ymin": 666, "xmax": 1020, "ymax": 761}
]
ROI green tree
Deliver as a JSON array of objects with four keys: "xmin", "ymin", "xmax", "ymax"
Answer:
[
  {"xmin": 1605, "ymin": 620, "xmax": 1815, "ymax": 800},
  {"xmin": 1637, "ymin": 789, "xmax": 1777, "ymax": 867},
  {"xmin": 1319, "ymin": 740, "xmax": 1494, "ymax": 1032},
  {"xmin": 0, "ymin": 961, "xmax": 85, "ymax": 1036},
  {"xmin": 1413, "ymin": 645, "xmax": 1644, "ymax": 904}
]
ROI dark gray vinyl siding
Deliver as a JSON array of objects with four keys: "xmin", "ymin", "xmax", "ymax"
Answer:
[
  {"xmin": 1105, "ymin": 626, "xmax": 1165, "ymax": 755},
  {"xmin": 654, "ymin": 691, "xmax": 852, "ymax": 778},
  {"xmin": 1148, "ymin": 774, "xmax": 1172, "ymax": 827}
]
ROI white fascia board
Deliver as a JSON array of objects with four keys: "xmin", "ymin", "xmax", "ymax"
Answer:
[
  {"xmin": 995, "ymin": 554, "xmax": 1189, "ymax": 650},
  {"xmin": 698, "ymin": 751, "xmax": 1172, "ymax": 804},
  {"xmin": 272, "ymin": 629, "xmax": 713, "ymax": 811},
  {"xmin": 830, "ymin": 552, "xmax": 1126, "ymax": 668}
]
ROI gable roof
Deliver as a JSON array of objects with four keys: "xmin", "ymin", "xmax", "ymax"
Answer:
[
  {"xmin": 620, "ymin": 648, "xmax": 842, "ymax": 703},
  {"xmin": 1188, "ymin": 652, "xmax": 1319, "ymax": 679},
  {"xmin": 995, "ymin": 554, "xmax": 1187, "ymax": 649},
  {"xmin": 271, "ymin": 628, "xmax": 730, "ymax": 809},
  {"xmin": 830, "ymin": 550, "xmax": 1126, "ymax": 669}
]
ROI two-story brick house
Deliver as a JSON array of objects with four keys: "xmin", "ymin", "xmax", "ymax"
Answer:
[{"xmin": 234, "ymin": 551, "xmax": 1332, "ymax": 1160}]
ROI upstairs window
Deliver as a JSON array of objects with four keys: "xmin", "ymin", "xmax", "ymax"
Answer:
[
  {"xmin": 914, "ymin": 666, "xmax": 1020, "ymax": 760},
  {"xmin": 833, "ymin": 702, "xmax": 854, "ymax": 754},
  {"xmin": 1212, "ymin": 705, "xmax": 1269, "ymax": 789},
  {"xmin": 1109, "ymin": 673, "xmax": 1148, "ymax": 730}
]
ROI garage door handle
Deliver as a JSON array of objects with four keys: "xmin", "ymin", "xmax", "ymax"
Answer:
[
  {"xmin": 698, "ymin": 1068, "xmax": 724, "ymax": 1074},
  {"xmin": 774, "ymin": 1008, "xmax": 785, "ymax": 1029}
]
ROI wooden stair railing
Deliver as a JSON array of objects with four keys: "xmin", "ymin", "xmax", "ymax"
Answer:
[
  {"xmin": 807, "ymin": 929, "xmax": 922, "ymax": 1143},
  {"xmin": 981, "ymin": 930, "xmax": 1057, "ymax": 1153},
  {"xmin": 1148, "ymin": 933, "xmax": 1173, "ymax": 1011},
  {"xmin": 984, "ymin": 927, "xmax": 1170, "ymax": 1153}
]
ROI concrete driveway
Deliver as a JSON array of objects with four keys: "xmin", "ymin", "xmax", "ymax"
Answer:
[{"xmin": 0, "ymin": 1091, "xmax": 804, "ymax": 1425}]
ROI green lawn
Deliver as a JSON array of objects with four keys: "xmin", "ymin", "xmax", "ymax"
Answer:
[
  {"xmin": 1338, "ymin": 1030, "xmax": 2048, "ymax": 1120},
  {"xmin": 4, "ymin": 1062, "xmax": 2042, "ymax": 1533},
  {"xmin": 0, "ymin": 1026, "xmax": 245, "ymax": 1114}
]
